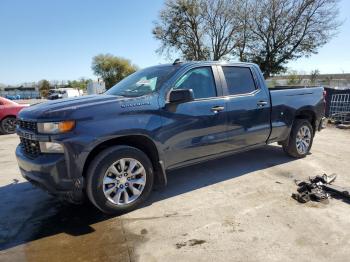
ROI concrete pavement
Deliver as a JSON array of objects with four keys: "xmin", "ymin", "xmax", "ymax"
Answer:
[{"xmin": 0, "ymin": 127, "xmax": 349, "ymax": 262}]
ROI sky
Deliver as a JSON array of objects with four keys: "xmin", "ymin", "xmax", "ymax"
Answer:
[{"xmin": 0, "ymin": 0, "xmax": 349, "ymax": 85}]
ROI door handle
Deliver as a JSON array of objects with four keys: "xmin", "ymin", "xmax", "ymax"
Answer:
[
  {"xmin": 257, "ymin": 101, "xmax": 268, "ymax": 107},
  {"xmin": 211, "ymin": 106, "xmax": 225, "ymax": 113}
]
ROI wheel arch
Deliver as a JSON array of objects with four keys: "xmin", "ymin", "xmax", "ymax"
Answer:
[
  {"xmin": 82, "ymin": 135, "xmax": 167, "ymax": 187},
  {"xmin": 294, "ymin": 109, "xmax": 316, "ymax": 133},
  {"xmin": 0, "ymin": 114, "xmax": 17, "ymax": 121}
]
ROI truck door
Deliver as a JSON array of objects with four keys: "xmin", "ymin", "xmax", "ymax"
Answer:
[
  {"xmin": 160, "ymin": 66, "xmax": 229, "ymax": 168},
  {"xmin": 218, "ymin": 65, "xmax": 271, "ymax": 150}
]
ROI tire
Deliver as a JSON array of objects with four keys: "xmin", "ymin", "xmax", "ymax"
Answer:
[
  {"xmin": 86, "ymin": 145, "xmax": 154, "ymax": 214},
  {"xmin": 282, "ymin": 119, "xmax": 314, "ymax": 158},
  {"xmin": 1, "ymin": 116, "xmax": 17, "ymax": 134}
]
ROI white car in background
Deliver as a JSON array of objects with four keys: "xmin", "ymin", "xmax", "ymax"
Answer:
[{"xmin": 48, "ymin": 88, "xmax": 81, "ymax": 100}]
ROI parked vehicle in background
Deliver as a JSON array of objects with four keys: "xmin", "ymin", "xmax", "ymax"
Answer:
[
  {"xmin": 5, "ymin": 94, "xmax": 21, "ymax": 100},
  {"xmin": 0, "ymin": 97, "xmax": 29, "ymax": 134},
  {"xmin": 15, "ymin": 61, "xmax": 326, "ymax": 214},
  {"xmin": 47, "ymin": 88, "xmax": 81, "ymax": 100}
]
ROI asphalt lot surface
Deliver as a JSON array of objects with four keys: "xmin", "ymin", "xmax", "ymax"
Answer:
[{"xmin": 0, "ymin": 126, "xmax": 349, "ymax": 262}]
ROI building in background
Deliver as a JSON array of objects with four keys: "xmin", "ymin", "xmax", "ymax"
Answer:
[
  {"xmin": 0, "ymin": 84, "xmax": 40, "ymax": 99},
  {"xmin": 0, "ymin": 80, "xmax": 85, "ymax": 100}
]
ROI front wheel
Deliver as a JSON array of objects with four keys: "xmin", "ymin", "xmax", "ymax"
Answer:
[
  {"xmin": 282, "ymin": 119, "xmax": 314, "ymax": 158},
  {"xmin": 86, "ymin": 145, "xmax": 154, "ymax": 214}
]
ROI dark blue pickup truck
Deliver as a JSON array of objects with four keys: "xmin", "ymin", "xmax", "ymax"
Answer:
[{"xmin": 15, "ymin": 61, "xmax": 326, "ymax": 214}]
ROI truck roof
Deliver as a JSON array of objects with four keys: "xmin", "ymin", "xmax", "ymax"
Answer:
[{"xmin": 158, "ymin": 61, "xmax": 258, "ymax": 68}]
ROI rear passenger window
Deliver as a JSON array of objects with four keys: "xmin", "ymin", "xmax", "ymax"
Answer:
[{"xmin": 222, "ymin": 67, "xmax": 256, "ymax": 95}]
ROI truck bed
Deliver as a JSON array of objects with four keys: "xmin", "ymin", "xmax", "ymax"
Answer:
[
  {"xmin": 268, "ymin": 86, "xmax": 325, "ymax": 143},
  {"xmin": 269, "ymin": 85, "xmax": 320, "ymax": 90}
]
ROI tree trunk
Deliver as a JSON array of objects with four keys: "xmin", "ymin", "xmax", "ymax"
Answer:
[{"xmin": 263, "ymin": 71, "xmax": 271, "ymax": 79}]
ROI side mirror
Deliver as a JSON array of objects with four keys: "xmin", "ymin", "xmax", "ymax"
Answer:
[{"xmin": 168, "ymin": 89, "xmax": 194, "ymax": 103}]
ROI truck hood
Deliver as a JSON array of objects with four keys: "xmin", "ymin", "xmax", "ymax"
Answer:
[{"xmin": 18, "ymin": 94, "xmax": 143, "ymax": 121}]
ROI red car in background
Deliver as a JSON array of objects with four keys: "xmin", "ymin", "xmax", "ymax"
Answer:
[{"xmin": 0, "ymin": 97, "xmax": 29, "ymax": 134}]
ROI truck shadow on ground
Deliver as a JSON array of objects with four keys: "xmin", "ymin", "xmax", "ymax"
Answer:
[{"xmin": 0, "ymin": 145, "xmax": 295, "ymax": 256}]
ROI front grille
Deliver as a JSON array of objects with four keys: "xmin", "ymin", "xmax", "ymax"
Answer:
[
  {"xmin": 20, "ymin": 137, "xmax": 41, "ymax": 158},
  {"xmin": 18, "ymin": 120, "xmax": 37, "ymax": 133}
]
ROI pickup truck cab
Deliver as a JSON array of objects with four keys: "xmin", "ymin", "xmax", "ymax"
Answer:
[{"xmin": 15, "ymin": 61, "xmax": 326, "ymax": 214}]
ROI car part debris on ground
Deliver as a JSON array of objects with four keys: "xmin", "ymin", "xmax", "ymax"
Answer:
[{"xmin": 292, "ymin": 174, "xmax": 350, "ymax": 204}]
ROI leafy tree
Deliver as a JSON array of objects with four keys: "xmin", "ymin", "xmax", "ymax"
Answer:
[
  {"xmin": 38, "ymin": 79, "xmax": 50, "ymax": 98},
  {"xmin": 68, "ymin": 78, "xmax": 90, "ymax": 91},
  {"xmin": 91, "ymin": 54, "xmax": 138, "ymax": 89},
  {"xmin": 287, "ymin": 70, "xmax": 302, "ymax": 85},
  {"xmin": 153, "ymin": 0, "xmax": 341, "ymax": 78}
]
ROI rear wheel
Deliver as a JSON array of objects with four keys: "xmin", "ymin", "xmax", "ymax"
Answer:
[
  {"xmin": 1, "ymin": 116, "xmax": 17, "ymax": 134},
  {"xmin": 282, "ymin": 119, "xmax": 314, "ymax": 158},
  {"xmin": 86, "ymin": 146, "xmax": 154, "ymax": 214}
]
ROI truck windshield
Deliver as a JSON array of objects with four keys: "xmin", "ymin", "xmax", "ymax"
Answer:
[{"xmin": 106, "ymin": 65, "xmax": 178, "ymax": 97}]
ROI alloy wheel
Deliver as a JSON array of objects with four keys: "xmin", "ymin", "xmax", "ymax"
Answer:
[
  {"xmin": 102, "ymin": 158, "xmax": 146, "ymax": 205},
  {"xmin": 296, "ymin": 125, "xmax": 311, "ymax": 154}
]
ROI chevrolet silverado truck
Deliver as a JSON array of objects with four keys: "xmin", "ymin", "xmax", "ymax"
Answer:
[{"xmin": 15, "ymin": 61, "xmax": 326, "ymax": 214}]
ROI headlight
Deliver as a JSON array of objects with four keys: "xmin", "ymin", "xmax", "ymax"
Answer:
[
  {"xmin": 39, "ymin": 142, "xmax": 64, "ymax": 153},
  {"xmin": 37, "ymin": 121, "xmax": 75, "ymax": 134}
]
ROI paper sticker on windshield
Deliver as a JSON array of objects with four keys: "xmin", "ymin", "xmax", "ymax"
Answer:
[{"xmin": 136, "ymin": 79, "xmax": 151, "ymax": 86}]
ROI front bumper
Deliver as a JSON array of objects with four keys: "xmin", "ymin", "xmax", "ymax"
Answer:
[{"xmin": 16, "ymin": 145, "xmax": 84, "ymax": 202}]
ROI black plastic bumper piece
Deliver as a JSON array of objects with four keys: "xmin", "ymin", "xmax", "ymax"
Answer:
[
  {"xmin": 318, "ymin": 117, "xmax": 327, "ymax": 131},
  {"xmin": 16, "ymin": 146, "xmax": 84, "ymax": 203}
]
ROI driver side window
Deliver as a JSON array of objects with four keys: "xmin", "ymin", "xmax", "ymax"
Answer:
[{"xmin": 174, "ymin": 67, "xmax": 217, "ymax": 99}]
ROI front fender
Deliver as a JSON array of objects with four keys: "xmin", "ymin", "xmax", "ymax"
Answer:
[{"xmin": 54, "ymin": 112, "xmax": 163, "ymax": 181}]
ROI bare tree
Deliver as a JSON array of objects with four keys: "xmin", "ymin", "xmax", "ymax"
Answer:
[
  {"xmin": 243, "ymin": 0, "xmax": 341, "ymax": 77},
  {"xmin": 153, "ymin": 0, "xmax": 341, "ymax": 78},
  {"xmin": 310, "ymin": 69, "xmax": 320, "ymax": 84},
  {"xmin": 232, "ymin": 0, "xmax": 252, "ymax": 62},
  {"xmin": 153, "ymin": 0, "xmax": 241, "ymax": 60},
  {"xmin": 202, "ymin": 0, "xmax": 242, "ymax": 60},
  {"xmin": 153, "ymin": 0, "xmax": 208, "ymax": 60}
]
